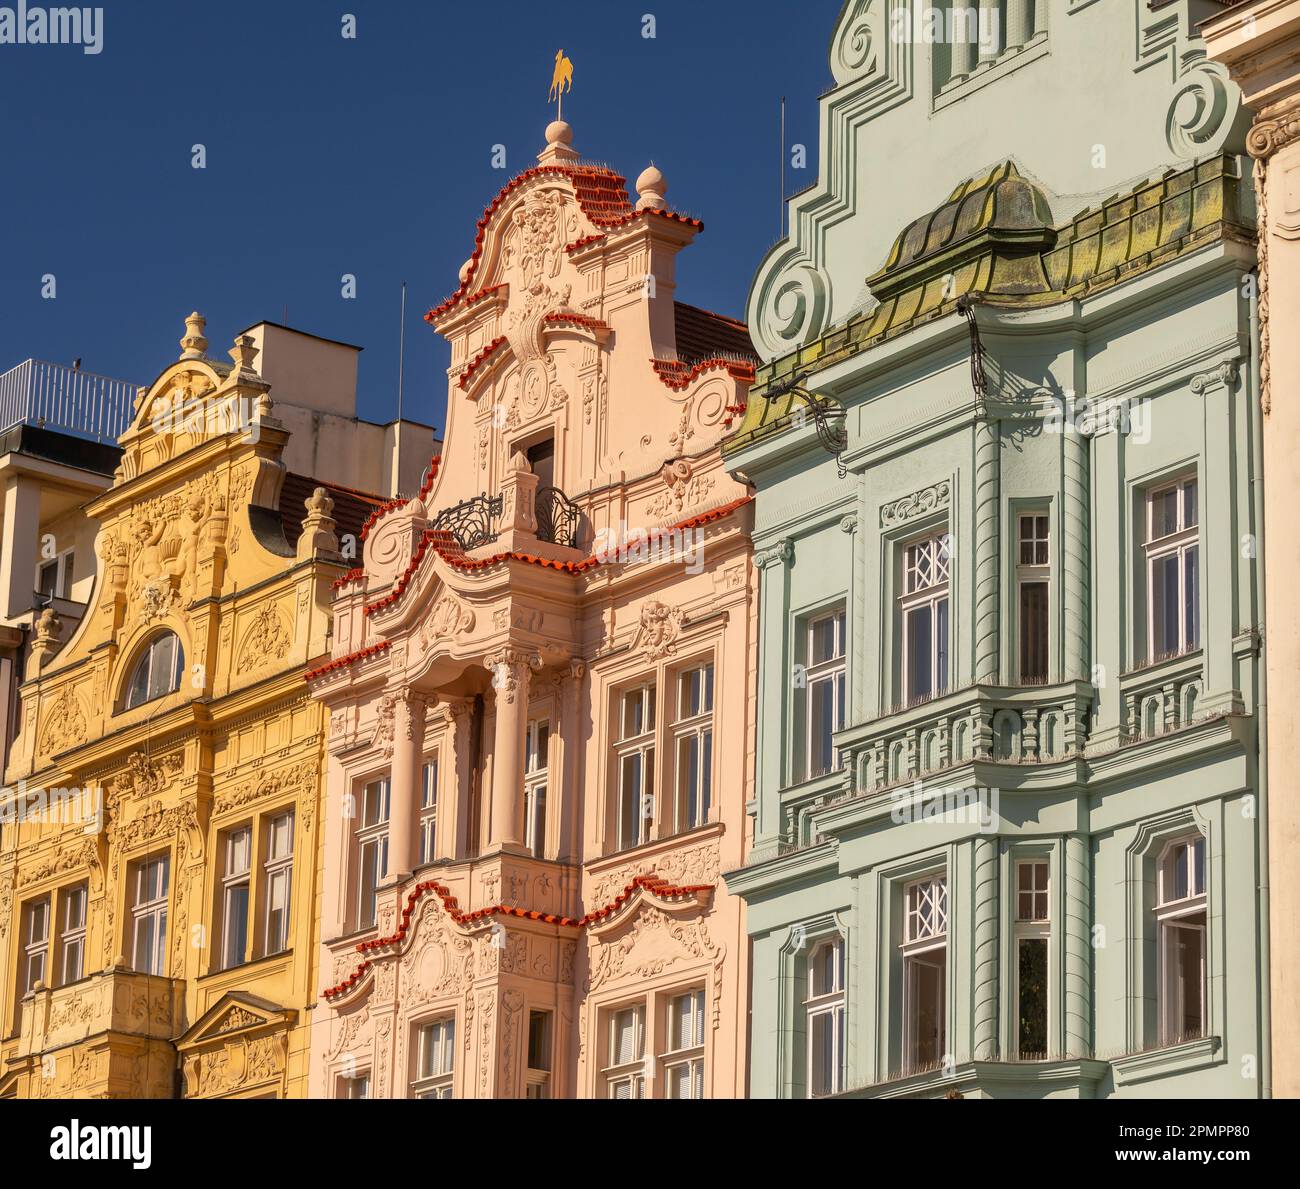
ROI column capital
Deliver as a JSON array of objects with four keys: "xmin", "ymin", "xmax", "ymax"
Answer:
[
  {"xmin": 485, "ymin": 649, "xmax": 541, "ymax": 706},
  {"xmin": 754, "ymin": 538, "xmax": 793, "ymax": 570},
  {"xmin": 1190, "ymin": 358, "xmax": 1242, "ymax": 396}
]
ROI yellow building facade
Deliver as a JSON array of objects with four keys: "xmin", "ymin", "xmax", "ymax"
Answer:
[{"xmin": 0, "ymin": 315, "xmax": 385, "ymax": 1098}]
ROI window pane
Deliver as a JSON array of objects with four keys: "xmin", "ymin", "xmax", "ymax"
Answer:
[
  {"xmin": 911, "ymin": 955, "xmax": 946, "ymax": 1067},
  {"xmin": 809, "ymin": 677, "xmax": 835, "ymax": 777},
  {"xmin": 1152, "ymin": 488, "xmax": 1180, "ymax": 539},
  {"xmin": 1018, "ymin": 938, "xmax": 1048, "ymax": 1057},
  {"xmin": 1152, "ymin": 554, "xmax": 1181, "ymax": 657},
  {"xmin": 811, "ymin": 616, "xmax": 840, "ymax": 665},
  {"xmin": 906, "ymin": 604, "xmax": 933, "ymax": 702},
  {"xmin": 224, "ymin": 885, "xmax": 249, "ymax": 967},
  {"xmin": 809, "ymin": 1011, "xmax": 834, "ymax": 1096},
  {"xmin": 528, "ymin": 1012, "xmax": 551, "ymax": 1071},
  {"xmin": 620, "ymin": 754, "xmax": 643, "ymax": 848},
  {"xmin": 1192, "ymin": 837, "xmax": 1205, "ymax": 897},
  {"xmin": 1184, "ymin": 545, "xmax": 1200, "ymax": 651},
  {"xmin": 1183, "ymin": 479, "xmax": 1198, "ymax": 529},
  {"xmin": 1019, "ymin": 582, "xmax": 1049, "ymax": 683}
]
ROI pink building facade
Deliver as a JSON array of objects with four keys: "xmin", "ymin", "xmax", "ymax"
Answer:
[{"xmin": 307, "ymin": 123, "xmax": 757, "ymax": 1098}]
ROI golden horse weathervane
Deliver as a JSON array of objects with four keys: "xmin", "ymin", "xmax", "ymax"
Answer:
[{"xmin": 549, "ymin": 49, "xmax": 574, "ymax": 119}]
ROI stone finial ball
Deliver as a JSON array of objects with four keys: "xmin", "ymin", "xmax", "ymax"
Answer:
[{"xmin": 546, "ymin": 120, "xmax": 574, "ymax": 147}]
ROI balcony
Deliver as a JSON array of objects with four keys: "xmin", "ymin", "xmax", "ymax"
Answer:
[
  {"xmin": 0, "ymin": 358, "xmax": 138, "ymax": 444},
  {"xmin": 430, "ymin": 486, "xmax": 582, "ymax": 551},
  {"xmin": 15, "ymin": 966, "xmax": 184, "ymax": 1059}
]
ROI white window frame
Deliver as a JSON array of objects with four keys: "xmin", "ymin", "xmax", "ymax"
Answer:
[
  {"xmin": 900, "ymin": 533, "xmax": 951, "ymax": 706},
  {"xmin": 124, "ymin": 632, "xmax": 184, "ymax": 711},
  {"xmin": 660, "ymin": 988, "xmax": 706, "ymax": 1099},
  {"xmin": 525, "ymin": 720, "xmax": 550, "ymax": 859},
  {"xmin": 36, "ymin": 547, "xmax": 75, "ymax": 602},
  {"xmin": 262, "ymin": 810, "xmax": 294, "ymax": 956},
  {"xmin": 901, "ymin": 873, "xmax": 948, "ymax": 1071},
  {"xmin": 615, "ymin": 686, "xmax": 656, "ymax": 852},
  {"xmin": 130, "ymin": 852, "xmax": 170, "ymax": 976},
  {"xmin": 419, "ymin": 756, "xmax": 439, "ymax": 867},
  {"xmin": 1155, "ymin": 834, "xmax": 1207, "ymax": 1046},
  {"xmin": 220, "ymin": 825, "xmax": 252, "ymax": 970},
  {"xmin": 355, "ymin": 778, "xmax": 390, "ymax": 930},
  {"xmin": 672, "ymin": 663, "xmax": 714, "ymax": 832},
  {"xmin": 1016, "ymin": 512, "xmax": 1051, "ymax": 684},
  {"xmin": 603, "ymin": 1003, "xmax": 648, "ymax": 1098},
  {"xmin": 1013, "ymin": 859, "xmax": 1050, "ymax": 1059},
  {"xmin": 339, "ymin": 1071, "xmax": 370, "ymax": 1099},
  {"xmin": 804, "ymin": 937, "xmax": 846, "ymax": 1098},
  {"xmin": 804, "ymin": 608, "xmax": 847, "ymax": 780},
  {"xmin": 20, "ymin": 896, "xmax": 50, "ymax": 994},
  {"xmin": 411, "ymin": 1016, "xmax": 455, "ymax": 1099},
  {"xmin": 1145, "ymin": 476, "xmax": 1200, "ymax": 663},
  {"xmin": 58, "ymin": 883, "xmax": 87, "ymax": 986}
]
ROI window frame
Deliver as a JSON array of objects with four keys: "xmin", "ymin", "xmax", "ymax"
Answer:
[
  {"xmin": 20, "ymin": 896, "xmax": 50, "ymax": 995},
  {"xmin": 123, "ymin": 632, "xmax": 185, "ymax": 712},
  {"xmin": 804, "ymin": 937, "xmax": 846, "ymax": 1098},
  {"xmin": 57, "ymin": 883, "xmax": 87, "ymax": 986},
  {"xmin": 900, "ymin": 532, "xmax": 951, "ymax": 706},
  {"xmin": 524, "ymin": 719, "xmax": 550, "ymax": 859},
  {"xmin": 672, "ymin": 663, "xmax": 715, "ymax": 832},
  {"xmin": 355, "ymin": 777, "xmax": 390, "ymax": 931},
  {"xmin": 1015, "ymin": 511, "xmax": 1051, "ymax": 685},
  {"xmin": 129, "ymin": 851, "xmax": 170, "ymax": 976},
  {"xmin": 603, "ymin": 1002, "xmax": 648, "ymax": 1099},
  {"xmin": 526, "ymin": 1009, "xmax": 553, "ymax": 1099},
  {"xmin": 802, "ymin": 607, "xmax": 847, "ymax": 781},
  {"xmin": 1155, "ymin": 835, "xmax": 1207, "ymax": 1047},
  {"xmin": 1013, "ymin": 859, "xmax": 1051, "ymax": 1060},
  {"xmin": 262, "ymin": 809, "xmax": 294, "ymax": 956},
  {"xmin": 660, "ymin": 987, "xmax": 706, "ymax": 1100},
  {"xmin": 36, "ymin": 547, "xmax": 75, "ymax": 602},
  {"xmin": 418, "ymin": 755, "xmax": 439, "ymax": 867},
  {"xmin": 411, "ymin": 1016, "xmax": 456, "ymax": 1099},
  {"xmin": 615, "ymin": 685, "xmax": 656, "ymax": 852},
  {"xmin": 900, "ymin": 873, "xmax": 948, "ymax": 1072},
  {"xmin": 219, "ymin": 825, "xmax": 252, "ymax": 971},
  {"xmin": 1144, "ymin": 475, "xmax": 1200, "ymax": 663}
]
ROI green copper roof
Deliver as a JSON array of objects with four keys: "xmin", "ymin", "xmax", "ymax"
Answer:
[{"xmin": 726, "ymin": 154, "xmax": 1253, "ymax": 457}]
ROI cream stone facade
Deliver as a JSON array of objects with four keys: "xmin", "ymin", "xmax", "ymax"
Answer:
[
  {"xmin": 1206, "ymin": 0, "xmax": 1300, "ymax": 1100},
  {"xmin": 0, "ymin": 316, "xmax": 391, "ymax": 1098},
  {"xmin": 309, "ymin": 122, "xmax": 758, "ymax": 1099}
]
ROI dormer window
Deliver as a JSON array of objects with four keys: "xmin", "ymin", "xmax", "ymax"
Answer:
[{"xmin": 123, "ymin": 632, "xmax": 184, "ymax": 710}]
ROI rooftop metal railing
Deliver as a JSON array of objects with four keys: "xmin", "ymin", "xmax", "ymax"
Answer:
[{"xmin": 0, "ymin": 358, "xmax": 138, "ymax": 444}]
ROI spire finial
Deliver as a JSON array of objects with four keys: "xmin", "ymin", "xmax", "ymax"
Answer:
[
  {"xmin": 180, "ymin": 311, "xmax": 208, "ymax": 360},
  {"xmin": 636, "ymin": 164, "xmax": 668, "ymax": 211}
]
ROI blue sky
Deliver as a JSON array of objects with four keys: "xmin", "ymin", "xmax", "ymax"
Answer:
[{"xmin": 0, "ymin": 0, "xmax": 837, "ymax": 436}]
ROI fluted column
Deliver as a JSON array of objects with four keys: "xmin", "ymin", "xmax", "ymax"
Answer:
[
  {"xmin": 1063, "ymin": 421, "xmax": 1091, "ymax": 682},
  {"xmin": 1064, "ymin": 834, "xmax": 1093, "ymax": 1058},
  {"xmin": 558, "ymin": 660, "xmax": 585, "ymax": 862},
  {"xmin": 951, "ymin": 6, "xmax": 977, "ymax": 78},
  {"xmin": 978, "ymin": 0, "xmax": 1002, "ymax": 63},
  {"xmin": 387, "ymin": 691, "xmax": 428, "ymax": 879},
  {"xmin": 972, "ymin": 837, "xmax": 1000, "ymax": 1060},
  {"xmin": 1007, "ymin": 0, "xmax": 1033, "ymax": 49},
  {"xmin": 974, "ymin": 416, "xmax": 1001, "ymax": 685},
  {"xmin": 485, "ymin": 650, "xmax": 537, "ymax": 852}
]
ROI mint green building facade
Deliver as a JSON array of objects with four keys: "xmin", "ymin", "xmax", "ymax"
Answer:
[{"xmin": 724, "ymin": 0, "xmax": 1268, "ymax": 1098}]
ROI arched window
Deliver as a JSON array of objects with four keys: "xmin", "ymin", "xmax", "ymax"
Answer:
[
  {"xmin": 123, "ymin": 633, "xmax": 184, "ymax": 710},
  {"xmin": 805, "ymin": 936, "xmax": 846, "ymax": 1097}
]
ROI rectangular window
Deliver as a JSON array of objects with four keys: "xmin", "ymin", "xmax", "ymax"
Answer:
[
  {"xmin": 220, "ymin": 826, "xmax": 251, "ymax": 970},
  {"xmin": 1014, "ymin": 860, "xmax": 1050, "ymax": 1059},
  {"xmin": 263, "ymin": 810, "xmax": 294, "ymax": 955},
  {"xmin": 525, "ymin": 721, "xmax": 549, "ymax": 859},
  {"xmin": 901, "ymin": 875, "xmax": 947, "ymax": 1071},
  {"xmin": 58, "ymin": 884, "xmax": 87, "ymax": 986},
  {"xmin": 356, "ymin": 778, "xmax": 390, "ymax": 930},
  {"xmin": 419, "ymin": 757, "xmax": 438, "ymax": 866},
  {"xmin": 526, "ymin": 1010, "xmax": 553, "ymax": 1098},
  {"xmin": 604, "ymin": 1004, "xmax": 647, "ymax": 1098},
  {"xmin": 805, "ymin": 609, "xmax": 847, "ymax": 779},
  {"xmin": 1157, "ymin": 836, "xmax": 1207, "ymax": 1045},
  {"xmin": 130, "ymin": 853, "xmax": 170, "ymax": 976},
  {"xmin": 901, "ymin": 534, "xmax": 951, "ymax": 705},
  {"xmin": 805, "ymin": 938, "xmax": 846, "ymax": 1097},
  {"xmin": 616, "ymin": 687, "xmax": 656, "ymax": 851},
  {"xmin": 1017, "ymin": 512, "xmax": 1050, "ymax": 684},
  {"xmin": 36, "ymin": 548, "xmax": 75, "ymax": 602},
  {"xmin": 412, "ymin": 1017, "xmax": 455, "ymax": 1099},
  {"xmin": 673, "ymin": 664, "xmax": 714, "ymax": 832},
  {"xmin": 21, "ymin": 897, "xmax": 50, "ymax": 995},
  {"xmin": 1146, "ymin": 477, "xmax": 1200, "ymax": 662},
  {"xmin": 662, "ymin": 988, "xmax": 705, "ymax": 1099}
]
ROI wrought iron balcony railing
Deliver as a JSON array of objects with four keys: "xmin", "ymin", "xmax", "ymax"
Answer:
[
  {"xmin": 430, "ymin": 494, "xmax": 503, "ymax": 551},
  {"xmin": 0, "ymin": 359, "xmax": 138, "ymax": 444},
  {"xmin": 536, "ymin": 485, "xmax": 581, "ymax": 548}
]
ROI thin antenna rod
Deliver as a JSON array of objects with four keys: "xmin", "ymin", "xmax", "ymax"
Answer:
[
  {"xmin": 395, "ymin": 280, "xmax": 407, "ymax": 498},
  {"xmin": 780, "ymin": 96, "xmax": 786, "ymax": 240}
]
